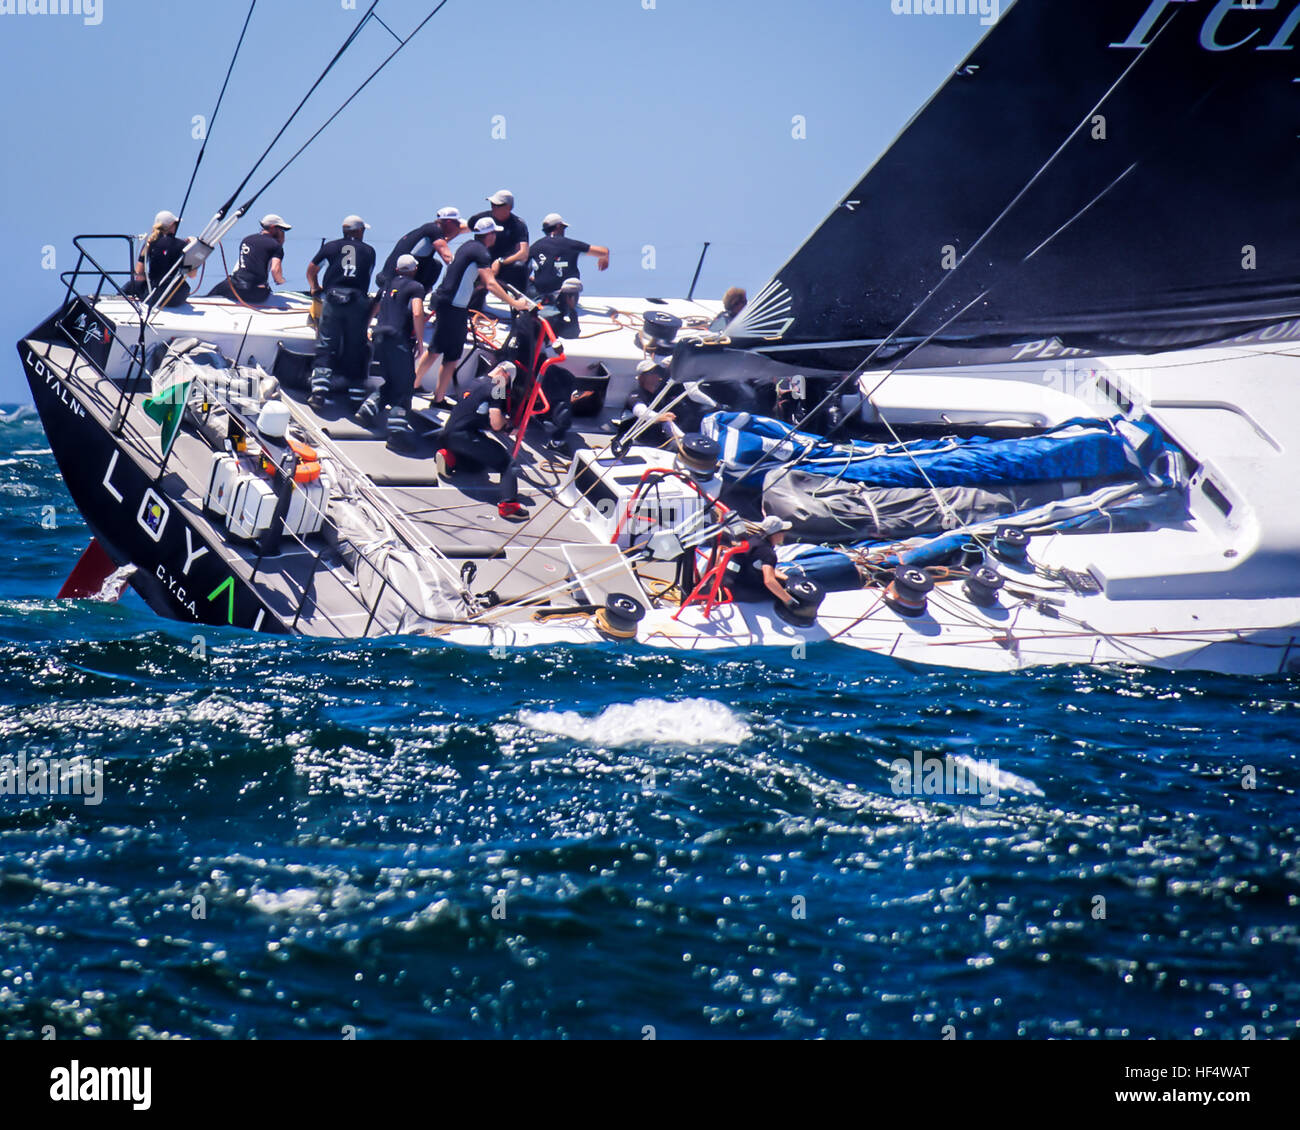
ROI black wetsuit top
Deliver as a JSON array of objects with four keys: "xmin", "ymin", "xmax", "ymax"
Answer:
[
  {"xmin": 447, "ymin": 380, "xmax": 505, "ymax": 435},
  {"xmin": 435, "ymin": 240, "xmax": 493, "ymax": 308},
  {"xmin": 730, "ymin": 537, "xmax": 779, "ymax": 600},
  {"xmin": 139, "ymin": 233, "xmax": 187, "ymax": 290},
  {"xmin": 467, "ymin": 210, "xmax": 530, "ymax": 291},
  {"xmin": 379, "ymin": 223, "xmax": 448, "ymax": 291},
  {"xmin": 312, "ymin": 236, "xmax": 376, "ymax": 293},
  {"xmin": 231, "ymin": 231, "xmax": 284, "ymax": 291},
  {"xmin": 375, "ymin": 276, "xmax": 427, "ymax": 341},
  {"xmin": 529, "ymin": 235, "xmax": 591, "ymax": 295}
]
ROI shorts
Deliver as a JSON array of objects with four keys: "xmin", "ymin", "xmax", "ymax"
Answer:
[{"xmin": 433, "ymin": 301, "xmax": 470, "ymax": 362}]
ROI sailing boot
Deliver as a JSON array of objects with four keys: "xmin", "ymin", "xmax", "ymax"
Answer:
[
  {"xmin": 355, "ymin": 374, "xmax": 386, "ymax": 427},
  {"xmin": 386, "ymin": 405, "xmax": 416, "ymax": 450},
  {"xmin": 308, "ymin": 367, "xmax": 333, "ymax": 410},
  {"xmin": 356, "ymin": 390, "xmax": 383, "ymax": 427}
]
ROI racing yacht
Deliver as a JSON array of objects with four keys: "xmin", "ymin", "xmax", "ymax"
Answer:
[{"xmin": 16, "ymin": 0, "xmax": 1300, "ymax": 674}]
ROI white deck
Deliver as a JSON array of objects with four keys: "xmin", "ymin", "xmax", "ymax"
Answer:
[{"xmin": 37, "ymin": 291, "xmax": 1300, "ymax": 674}]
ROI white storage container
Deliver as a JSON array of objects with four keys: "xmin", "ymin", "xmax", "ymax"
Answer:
[
  {"xmin": 285, "ymin": 478, "xmax": 329, "ymax": 537},
  {"xmin": 226, "ymin": 475, "xmax": 278, "ymax": 540},
  {"xmin": 204, "ymin": 453, "xmax": 241, "ymax": 518}
]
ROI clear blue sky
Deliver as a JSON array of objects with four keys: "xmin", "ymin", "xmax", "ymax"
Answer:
[{"xmin": 0, "ymin": 0, "xmax": 989, "ymax": 403}]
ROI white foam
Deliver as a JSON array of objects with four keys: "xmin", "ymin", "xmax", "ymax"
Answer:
[
  {"xmin": 950, "ymin": 754, "xmax": 1045, "ymax": 798},
  {"xmin": 92, "ymin": 565, "xmax": 136, "ymax": 603},
  {"xmin": 247, "ymin": 887, "xmax": 320, "ymax": 915},
  {"xmin": 519, "ymin": 698, "xmax": 752, "ymax": 749}
]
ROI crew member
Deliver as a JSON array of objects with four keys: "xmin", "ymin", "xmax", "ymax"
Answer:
[
  {"xmin": 208, "ymin": 214, "xmax": 291, "ymax": 305},
  {"xmin": 542, "ymin": 276, "xmax": 584, "ymax": 340},
  {"xmin": 358, "ymin": 254, "xmax": 427, "ymax": 446},
  {"xmin": 467, "ymin": 189, "xmax": 530, "ymax": 298},
  {"xmin": 416, "ymin": 216, "xmax": 531, "ymax": 405},
  {"xmin": 375, "ymin": 206, "xmax": 467, "ymax": 293},
  {"xmin": 728, "ymin": 516, "xmax": 796, "ymax": 606},
  {"xmin": 623, "ymin": 359, "xmax": 683, "ymax": 449},
  {"xmin": 435, "ymin": 362, "xmax": 527, "ymax": 519},
  {"xmin": 528, "ymin": 213, "xmax": 609, "ymax": 299},
  {"xmin": 306, "ymin": 215, "xmax": 377, "ymax": 408},
  {"xmin": 127, "ymin": 210, "xmax": 196, "ymax": 308},
  {"xmin": 709, "ymin": 287, "xmax": 749, "ymax": 332}
]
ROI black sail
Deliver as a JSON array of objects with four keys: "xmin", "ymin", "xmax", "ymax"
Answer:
[{"xmin": 728, "ymin": 0, "xmax": 1300, "ymax": 370}]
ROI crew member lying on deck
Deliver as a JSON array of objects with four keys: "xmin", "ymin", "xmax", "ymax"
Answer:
[{"xmin": 434, "ymin": 362, "xmax": 528, "ymax": 520}]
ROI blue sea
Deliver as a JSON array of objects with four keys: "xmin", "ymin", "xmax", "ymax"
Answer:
[{"xmin": 0, "ymin": 403, "xmax": 1297, "ymax": 1040}]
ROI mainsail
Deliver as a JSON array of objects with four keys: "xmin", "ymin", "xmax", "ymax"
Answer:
[{"xmin": 728, "ymin": 0, "xmax": 1300, "ymax": 369}]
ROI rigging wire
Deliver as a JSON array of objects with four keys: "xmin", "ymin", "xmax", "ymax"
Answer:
[
  {"xmin": 218, "ymin": 0, "xmax": 381, "ymax": 220},
  {"xmin": 179, "ymin": 0, "xmax": 257, "ymax": 222},
  {"xmin": 727, "ymin": 6, "xmax": 1186, "ymax": 528},
  {"xmin": 238, "ymin": 0, "xmax": 453, "ymax": 214}
]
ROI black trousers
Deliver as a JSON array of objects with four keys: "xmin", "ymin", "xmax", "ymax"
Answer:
[
  {"xmin": 540, "ymin": 365, "xmax": 575, "ymax": 441},
  {"xmin": 374, "ymin": 332, "xmax": 416, "ymax": 410},
  {"xmin": 207, "ymin": 277, "xmax": 271, "ymax": 305},
  {"xmin": 124, "ymin": 278, "xmax": 190, "ymax": 307},
  {"xmin": 154, "ymin": 280, "xmax": 192, "ymax": 308},
  {"xmin": 316, "ymin": 289, "xmax": 370, "ymax": 386},
  {"xmin": 441, "ymin": 427, "xmax": 519, "ymax": 503}
]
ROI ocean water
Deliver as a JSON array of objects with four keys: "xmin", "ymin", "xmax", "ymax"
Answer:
[{"xmin": 0, "ymin": 404, "xmax": 1297, "ymax": 1040}]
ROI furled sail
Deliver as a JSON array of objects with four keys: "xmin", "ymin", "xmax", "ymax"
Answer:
[{"xmin": 728, "ymin": 0, "xmax": 1300, "ymax": 369}]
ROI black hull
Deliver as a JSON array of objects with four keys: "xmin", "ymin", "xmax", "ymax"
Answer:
[{"xmin": 19, "ymin": 331, "xmax": 289, "ymax": 636}]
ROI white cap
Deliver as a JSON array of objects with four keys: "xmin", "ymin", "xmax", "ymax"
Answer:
[
  {"xmin": 474, "ymin": 217, "xmax": 504, "ymax": 236},
  {"xmin": 257, "ymin": 400, "xmax": 291, "ymax": 440},
  {"xmin": 154, "ymin": 210, "xmax": 180, "ymax": 228},
  {"xmin": 395, "ymin": 254, "xmax": 419, "ymax": 274},
  {"xmin": 491, "ymin": 361, "xmax": 516, "ymax": 380},
  {"xmin": 436, "ymin": 206, "xmax": 461, "ymax": 223},
  {"xmin": 636, "ymin": 359, "xmax": 666, "ymax": 377},
  {"xmin": 487, "ymin": 189, "xmax": 514, "ymax": 207},
  {"xmin": 261, "ymin": 214, "xmax": 293, "ymax": 231},
  {"xmin": 760, "ymin": 515, "xmax": 793, "ymax": 537},
  {"xmin": 542, "ymin": 212, "xmax": 567, "ymax": 230},
  {"xmin": 342, "ymin": 214, "xmax": 369, "ymax": 231},
  {"xmin": 560, "ymin": 277, "xmax": 584, "ymax": 295}
]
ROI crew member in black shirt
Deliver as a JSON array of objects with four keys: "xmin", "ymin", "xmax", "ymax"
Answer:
[
  {"xmin": 306, "ymin": 214, "xmax": 377, "ymax": 409},
  {"xmin": 528, "ymin": 213, "xmax": 609, "ymax": 300},
  {"xmin": 374, "ymin": 206, "xmax": 468, "ymax": 293},
  {"xmin": 127, "ymin": 210, "xmax": 196, "ymax": 308},
  {"xmin": 542, "ymin": 276, "xmax": 584, "ymax": 340},
  {"xmin": 359, "ymin": 254, "xmax": 427, "ymax": 446},
  {"xmin": 467, "ymin": 189, "xmax": 530, "ymax": 300},
  {"xmin": 435, "ymin": 362, "xmax": 526, "ymax": 518},
  {"xmin": 208, "ymin": 214, "xmax": 291, "ymax": 305},
  {"xmin": 416, "ymin": 217, "xmax": 531, "ymax": 405},
  {"xmin": 624, "ymin": 360, "xmax": 683, "ymax": 449},
  {"xmin": 728, "ymin": 516, "xmax": 796, "ymax": 606}
]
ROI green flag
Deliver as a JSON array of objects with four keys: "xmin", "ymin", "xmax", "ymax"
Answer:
[{"xmin": 142, "ymin": 376, "xmax": 193, "ymax": 458}]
